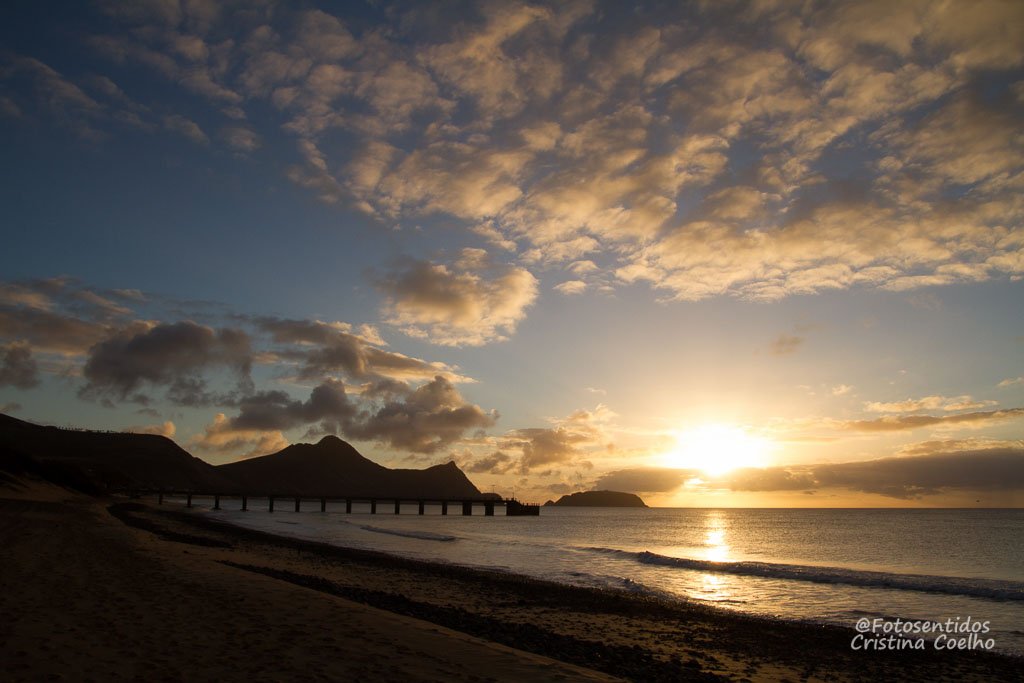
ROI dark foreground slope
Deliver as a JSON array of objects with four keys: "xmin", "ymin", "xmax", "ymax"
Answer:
[{"xmin": 0, "ymin": 413, "xmax": 231, "ymax": 491}]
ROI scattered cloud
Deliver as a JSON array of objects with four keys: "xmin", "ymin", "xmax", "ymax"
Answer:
[
  {"xmin": 377, "ymin": 250, "xmax": 538, "ymax": 346},
  {"xmin": 208, "ymin": 379, "xmax": 355, "ymax": 435},
  {"xmin": 769, "ymin": 334, "xmax": 804, "ymax": 356},
  {"xmin": 811, "ymin": 448, "xmax": 1024, "ymax": 499},
  {"xmin": 0, "ymin": 341, "xmax": 40, "ymax": 389},
  {"xmin": 498, "ymin": 405, "xmax": 613, "ymax": 473},
  {"xmin": 254, "ymin": 316, "xmax": 470, "ymax": 383},
  {"xmin": 0, "ymin": 277, "xmax": 140, "ymax": 356},
  {"xmin": 594, "ymin": 467, "xmax": 694, "ymax": 493},
  {"xmin": 200, "ymin": 375, "xmax": 496, "ymax": 456},
  {"xmin": 162, "ymin": 114, "xmax": 208, "ymax": 144},
  {"xmin": 79, "ymin": 321, "xmax": 253, "ymax": 405},
  {"xmin": 346, "ymin": 376, "xmax": 497, "ymax": 453},
  {"xmin": 721, "ymin": 440, "xmax": 1024, "ymax": 499},
  {"xmin": 40, "ymin": 1, "xmax": 1019, "ymax": 302},
  {"xmin": 831, "ymin": 384, "xmax": 852, "ymax": 396},
  {"xmin": 864, "ymin": 395, "xmax": 998, "ymax": 413},
  {"xmin": 221, "ymin": 125, "xmax": 261, "ymax": 152},
  {"xmin": 840, "ymin": 407, "xmax": 1024, "ymax": 432},
  {"xmin": 192, "ymin": 413, "xmax": 289, "ymax": 460},
  {"xmin": 553, "ymin": 280, "xmax": 587, "ymax": 295},
  {"xmin": 998, "ymin": 376, "xmax": 1023, "ymax": 388},
  {"xmin": 465, "ymin": 450, "xmax": 515, "ymax": 474}
]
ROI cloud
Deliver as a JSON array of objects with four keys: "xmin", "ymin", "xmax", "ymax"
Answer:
[
  {"xmin": 124, "ymin": 420, "xmax": 176, "ymax": 438},
  {"xmin": 162, "ymin": 114, "xmax": 208, "ymax": 144},
  {"xmin": 0, "ymin": 402, "xmax": 22, "ymax": 414},
  {"xmin": 812, "ymin": 448, "xmax": 1024, "ymax": 499},
  {"xmin": 0, "ymin": 342, "xmax": 39, "ymax": 389},
  {"xmin": 192, "ymin": 413, "xmax": 289, "ymax": 460},
  {"xmin": 466, "ymin": 450, "xmax": 515, "ymax": 474},
  {"xmin": 722, "ymin": 441, "xmax": 1024, "ymax": 499},
  {"xmin": 724, "ymin": 466, "xmax": 818, "ymax": 492},
  {"xmin": 840, "ymin": 407, "xmax": 1024, "ymax": 432},
  {"xmin": 0, "ymin": 304, "xmax": 112, "ymax": 355},
  {"xmin": 377, "ymin": 251, "xmax": 538, "ymax": 346},
  {"xmin": 0, "ymin": 281, "xmax": 56, "ymax": 310},
  {"xmin": 192, "ymin": 380, "xmax": 359, "ymax": 458},
  {"xmin": 200, "ymin": 375, "xmax": 495, "ymax": 456},
  {"xmin": 593, "ymin": 467, "xmax": 694, "ymax": 493},
  {"xmin": 864, "ymin": 395, "xmax": 998, "ymax": 413},
  {"xmin": 501, "ymin": 405, "xmax": 613, "ymax": 472},
  {"xmin": 998, "ymin": 377, "xmax": 1023, "ymax": 388},
  {"xmin": 70, "ymin": 2, "xmax": 1022, "ymax": 304},
  {"xmin": 553, "ymin": 280, "xmax": 587, "ymax": 295},
  {"xmin": 2, "ymin": 56, "xmax": 104, "ymax": 138},
  {"xmin": 895, "ymin": 437, "xmax": 1023, "ymax": 457},
  {"xmin": 80, "ymin": 321, "xmax": 253, "ymax": 404},
  {"xmin": 769, "ymin": 334, "xmax": 803, "ymax": 356},
  {"xmin": 345, "ymin": 376, "xmax": 497, "ymax": 453},
  {"xmin": 254, "ymin": 317, "xmax": 469, "ymax": 382},
  {"xmin": 831, "ymin": 384, "xmax": 852, "ymax": 396},
  {"xmin": 222, "ymin": 125, "xmax": 261, "ymax": 152},
  {"xmin": 215, "ymin": 379, "xmax": 355, "ymax": 434}
]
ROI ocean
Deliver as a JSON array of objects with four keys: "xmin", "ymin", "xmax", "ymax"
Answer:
[{"xmin": 182, "ymin": 500, "xmax": 1024, "ymax": 655}]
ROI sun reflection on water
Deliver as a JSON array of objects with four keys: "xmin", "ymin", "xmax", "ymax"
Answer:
[
  {"xmin": 703, "ymin": 511, "xmax": 731, "ymax": 563},
  {"xmin": 696, "ymin": 511, "xmax": 737, "ymax": 601}
]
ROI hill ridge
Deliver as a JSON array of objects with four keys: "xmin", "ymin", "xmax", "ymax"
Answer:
[{"xmin": 0, "ymin": 413, "xmax": 484, "ymax": 499}]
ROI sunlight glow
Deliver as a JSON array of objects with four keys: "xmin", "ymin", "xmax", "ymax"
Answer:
[{"xmin": 663, "ymin": 423, "xmax": 775, "ymax": 476}]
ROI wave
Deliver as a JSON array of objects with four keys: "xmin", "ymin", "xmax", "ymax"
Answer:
[
  {"xmin": 579, "ymin": 547, "xmax": 1024, "ymax": 601},
  {"xmin": 358, "ymin": 524, "xmax": 458, "ymax": 542}
]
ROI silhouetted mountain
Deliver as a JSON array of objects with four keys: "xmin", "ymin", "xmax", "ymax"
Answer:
[
  {"xmin": 0, "ymin": 414, "xmax": 487, "ymax": 499},
  {"xmin": 0, "ymin": 413, "xmax": 231, "ymax": 492},
  {"xmin": 217, "ymin": 435, "xmax": 484, "ymax": 498},
  {"xmin": 545, "ymin": 490, "xmax": 648, "ymax": 507}
]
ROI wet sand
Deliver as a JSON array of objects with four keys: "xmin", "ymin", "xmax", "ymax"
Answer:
[{"xmin": 1, "ymin": 481, "xmax": 1019, "ymax": 682}]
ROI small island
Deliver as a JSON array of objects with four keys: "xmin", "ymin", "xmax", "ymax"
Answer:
[{"xmin": 544, "ymin": 490, "xmax": 647, "ymax": 507}]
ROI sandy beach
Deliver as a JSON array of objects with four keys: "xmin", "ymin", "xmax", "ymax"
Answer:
[{"xmin": 2, "ymin": 480, "xmax": 1020, "ymax": 682}]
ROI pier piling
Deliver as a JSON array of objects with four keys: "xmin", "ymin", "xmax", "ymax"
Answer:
[
  {"xmin": 269, "ymin": 496, "xmax": 275, "ymax": 513},
  {"xmin": 418, "ymin": 500, "xmax": 425, "ymax": 515},
  {"xmin": 320, "ymin": 497, "xmax": 326, "ymax": 512},
  {"xmin": 462, "ymin": 501, "xmax": 472, "ymax": 516},
  {"xmin": 213, "ymin": 494, "xmax": 221, "ymax": 510},
  {"xmin": 294, "ymin": 497, "xmax": 301, "ymax": 513},
  {"xmin": 394, "ymin": 500, "xmax": 401, "ymax": 515},
  {"xmin": 345, "ymin": 499, "xmax": 352, "ymax": 514},
  {"xmin": 241, "ymin": 495, "xmax": 247, "ymax": 511},
  {"xmin": 370, "ymin": 499, "xmax": 377, "ymax": 514},
  {"xmin": 186, "ymin": 493, "xmax": 192, "ymax": 508}
]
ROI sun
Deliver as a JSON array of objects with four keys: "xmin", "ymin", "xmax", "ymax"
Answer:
[{"xmin": 663, "ymin": 423, "xmax": 774, "ymax": 477}]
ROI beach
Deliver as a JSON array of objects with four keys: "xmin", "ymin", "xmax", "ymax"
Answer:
[{"xmin": 2, "ymin": 482, "xmax": 1019, "ymax": 682}]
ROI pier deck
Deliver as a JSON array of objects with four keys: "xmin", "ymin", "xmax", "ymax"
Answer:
[{"xmin": 134, "ymin": 490, "xmax": 541, "ymax": 516}]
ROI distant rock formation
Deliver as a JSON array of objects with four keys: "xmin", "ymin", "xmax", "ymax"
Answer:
[
  {"xmin": 544, "ymin": 490, "xmax": 648, "ymax": 507},
  {"xmin": 0, "ymin": 413, "xmax": 486, "ymax": 499}
]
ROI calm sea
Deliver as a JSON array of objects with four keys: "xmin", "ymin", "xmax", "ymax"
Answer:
[{"xmin": 184, "ymin": 500, "xmax": 1024, "ymax": 655}]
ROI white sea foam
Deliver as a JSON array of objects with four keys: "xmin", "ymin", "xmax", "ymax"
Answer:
[{"xmin": 578, "ymin": 546, "xmax": 1024, "ymax": 601}]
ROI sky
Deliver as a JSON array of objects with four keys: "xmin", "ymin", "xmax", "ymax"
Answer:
[{"xmin": 1, "ymin": 0, "xmax": 1022, "ymax": 507}]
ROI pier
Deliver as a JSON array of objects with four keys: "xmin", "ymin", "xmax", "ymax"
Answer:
[{"xmin": 144, "ymin": 490, "xmax": 540, "ymax": 516}]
